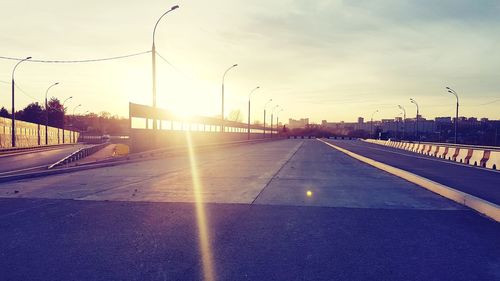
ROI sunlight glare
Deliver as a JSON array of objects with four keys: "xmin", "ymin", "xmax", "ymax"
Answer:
[{"xmin": 185, "ymin": 131, "xmax": 216, "ymax": 281}]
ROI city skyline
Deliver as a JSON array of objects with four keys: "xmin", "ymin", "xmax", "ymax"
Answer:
[{"xmin": 1, "ymin": 0, "xmax": 500, "ymax": 123}]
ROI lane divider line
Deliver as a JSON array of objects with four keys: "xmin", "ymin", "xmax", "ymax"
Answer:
[{"xmin": 318, "ymin": 139, "xmax": 500, "ymax": 223}]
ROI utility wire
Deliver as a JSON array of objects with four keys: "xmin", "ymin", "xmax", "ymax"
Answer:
[
  {"xmin": 0, "ymin": 50, "xmax": 151, "ymax": 64},
  {"xmin": 155, "ymin": 51, "xmax": 186, "ymax": 76},
  {"xmin": 0, "ymin": 79, "xmax": 38, "ymax": 101}
]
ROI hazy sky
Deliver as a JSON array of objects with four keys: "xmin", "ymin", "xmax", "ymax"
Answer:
[{"xmin": 1, "ymin": 0, "xmax": 499, "ymax": 123}]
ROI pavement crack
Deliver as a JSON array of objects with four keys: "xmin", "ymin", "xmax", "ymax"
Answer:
[{"xmin": 251, "ymin": 140, "xmax": 304, "ymax": 204}]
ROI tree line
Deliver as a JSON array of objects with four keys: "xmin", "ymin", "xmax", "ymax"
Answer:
[{"xmin": 0, "ymin": 98, "xmax": 128, "ymax": 135}]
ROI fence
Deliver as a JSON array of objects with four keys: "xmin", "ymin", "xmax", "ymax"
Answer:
[
  {"xmin": 0, "ymin": 117, "xmax": 80, "ymax": 148},
  {"xmin": 129, "ymin": 102, "xmax": 277, "ymax": 152}
]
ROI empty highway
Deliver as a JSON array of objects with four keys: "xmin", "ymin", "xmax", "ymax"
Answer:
[
  {"xmin": 0, "ymin": 144, "xmax": 86, "ymax": 174},
  {"xmin": 0, "ymin": 139, "xmax": 498, "ymax": 280}
]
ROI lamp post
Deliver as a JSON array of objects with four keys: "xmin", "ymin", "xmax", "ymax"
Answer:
[
  {"xmin": 247, "ymin": 86, "xmax": 260, "ymax": 140},
  {"xmin": 445, "ymin": 87, "xmax": 459, "ymax": 144},
  {"xmin": 11, "ymin": 56, "xmax": 31, "ymax": 147},
  {"xmin": 276, "ymin": 108, "xmax": 284, "ymax": 136},
  {"xmin": 61, "ymin": 96, "xmax": 73, "ymax": 144},
  {"xmin": 71, "ymin": 104, "xmax": 82, "ymax": 144},
  {"xmin": 398, "ymin": 105, "xmax": 406, "ymax": 140},
  {"xmin": 221, "ymin": 64, "xmax": 238, "ymax": 133},
  {"xmin": 410, "ymin": 98, "xmax": 419, "ymax": 142},
  {"xmin": 44, "ymin": 82, "xmax": 60, "ymax": 145},
  {"xmin": 151, "ymin": 5, "xmax": 179, "ymax": 130},
  {"xmin": 73, "ymin": 104, "xmax": 82, "ymax": 116},
  {"xmin": 263, "ymin": 99, "xmax": 272, "ymax": 138},
  {"xmin": 370, "ymin": 110, "xmax": 378, "ymax": 139},
  {"xmin": 270, "ymin": 105, "xmax": 279, "ymax": 138}
]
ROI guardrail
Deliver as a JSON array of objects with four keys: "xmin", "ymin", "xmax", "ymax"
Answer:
[
  {"xmin": 48, "ymin": 143, "xmax": 109, "ymax": 169},
  {"xmin": 364, "ymin": 139, "xmax": 499, "ymax": 170}
]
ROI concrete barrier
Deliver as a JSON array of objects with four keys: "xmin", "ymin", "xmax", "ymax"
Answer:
[
  {"xmin": 468, "ymin": 150, "xmax": 485, "ymax": 166},
  {"xmin": 436, "ymin": 146, "xmax": 448, "ymax": 159},
  {"xmin": 455, "ymin": 148, "xmax": 472, "ymax": 164},
  {"xmin": 486, "ymin": 151, "xmax": 499, "ymax": 170},
  {"xmin": 428, "ymin": 145, "xmax": 438, "ymax": 156},
  {"xmin": 448, "ymin": 148, "xmax": 459, "ymax": 161},
  {"xmin": 364, "ymin": 138, "xmax": 500, "ymax": 170}
]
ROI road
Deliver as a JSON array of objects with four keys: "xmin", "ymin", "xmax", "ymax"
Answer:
[
  {"xmin": 0, "ymin": 145, "xmax": 86, "ymax": 174},
  {"xmin": 0, "ymin": 139, "xmax": 498, "ymax": 280},
  {"xmin": 325, "ymin": 139, "xmax": 500, "ymax": 205}
]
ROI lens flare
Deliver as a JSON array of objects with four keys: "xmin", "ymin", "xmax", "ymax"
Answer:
[{"xmin": 185, "ymin": 131, "xmax": 216, "ymax": 281}]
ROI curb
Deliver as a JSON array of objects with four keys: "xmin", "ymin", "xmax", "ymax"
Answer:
[{"xmin": 318, "ymin": 139, "xmax": 500, "ymax": 223}]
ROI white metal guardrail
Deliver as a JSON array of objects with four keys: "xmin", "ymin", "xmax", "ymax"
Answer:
[{"xmin": 48, "ymin": 143, "xmax": 109, "ymax": 169}]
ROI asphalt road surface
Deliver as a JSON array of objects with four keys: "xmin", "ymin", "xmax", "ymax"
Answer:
[
  {"xmin": 325, "ymin": 139, "xmax": 500, "ymax": 205},
  {"xmin": 0, "ymin": 139, "xmax": 498, "ymax": 281},
  {"xmin": 0, "ymin": 145, "xmax": 86, "ymax": 174}
]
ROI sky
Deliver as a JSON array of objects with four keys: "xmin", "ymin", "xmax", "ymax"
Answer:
[{"xmin": 1, "ymin": 0, "xmax": 499, "ymax": 124}]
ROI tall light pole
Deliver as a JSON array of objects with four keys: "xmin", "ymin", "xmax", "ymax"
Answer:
[
  {"xmin": 221, "ymin": 64, "xmax": 238, "ymax": 133},
  {"xmin": 247, "ymin": 86, "xmax": 260, "ymax": 140},
  {"xmin": 410, "ymin": 98, "xmax": 419, "ymax": 142},
  {"xmin": 73, "ymin": 104, "xmax": 82, "ymax": 116},
  {"xmin": 71, "ymin": 105, "xmax": 81, "ymax": 144},
  {"xmin": 61, "ymin": 96, "xmax": 73, "ymax": 144},
  {"xmin": 151, "ymin": 5, "xmax": 179, "ymax": 130},
  {"xmin": 398, "ymin": 105, "xmax": 406, "ymax": 140},
  {"xmin": 370, "ymin": 110, "xmax": 378, "ymax": 139},
  {"xmin": 11, "ymin": 56, "xmax": 31, "ymax": 147},
  {"xmin": 276, "ymin": 108, "xmax": 284, "ymax": 136},
  {"xmin": 263, "ymin": 99, "xmax": 272, "ymax": 138},
  {"xmin": 44, "ymin": 82, "xmax": 60, "ymax": 145},
  {"xmin": 270, "ymin": 105, "xmax": 279, "ymax": 138},
  {"xmin": 446, "ymin": 87, "xmax": 459, "ymax": 144}
]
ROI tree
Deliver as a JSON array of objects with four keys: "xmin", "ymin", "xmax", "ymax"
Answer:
[
  {"xmin": 0, "ymin": 107, "xmax": 9, "ymax": 118},
  {"xmin": 17, "ymin": 102, "xmax": 44, "ymax": 124},
  {"xmin": 228, "ymin": 109, "xmax": 243, "ymax": 123},
  {"xmin": 47, "ymin": 97, "xmax": 64, "ymax": 128}
]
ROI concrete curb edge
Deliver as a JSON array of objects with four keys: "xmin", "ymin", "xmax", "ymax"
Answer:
[{"xmin": 318, "ymin": 139, "xmax": 500, "ymax": 223}]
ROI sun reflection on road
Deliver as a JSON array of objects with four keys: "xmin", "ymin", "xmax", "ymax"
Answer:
[{"xmin": 185, "ymin": 131, "xmax": 216, "ymax": 281}]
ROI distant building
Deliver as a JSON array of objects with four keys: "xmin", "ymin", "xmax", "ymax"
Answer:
[
  {"xmin": 289, "ymin": 118, "xmax": 309, "ymax": 129},
  {"xmin": 435, "ymin": 117, "xmax": 452, "ymax": 124},
  {"xmin": 358, "ymin": 117, "xmax": 364, "ymax": 124}
]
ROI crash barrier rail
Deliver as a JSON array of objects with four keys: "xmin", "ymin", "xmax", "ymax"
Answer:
[
  {"xmin": 48, "ymin": 143, "xmax": 109, "ymax": 169},
  {"xmin": 364, "ymin": 139, "xmax": 499, "ymax": 170},
  {"xmin": 0, "ymin": 116, "xmax": 79, "ymax": 148}
]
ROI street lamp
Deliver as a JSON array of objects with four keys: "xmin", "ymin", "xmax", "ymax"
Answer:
[
  {"xmin": 11, "ymin": 56, "xmax": 31, "ymax": 147},
  {"xmin": 247, "ymin": 86, "xmax": 260, "ymax": 140},
  {"xmin": 276, "ymin": 108, "xmax": 284, "ymax": 135},
  {"xmin": 73, "ymin": 104, "xmax": 82, "ymax": 116},
  {"xmin": 270, "ymin": 105, "xmax": 279, "ymax": 138},
  {"xmin": 221, "ymin": 63, "xmax": 238, "ymax": 133},
  {"xmin": 410, "ymin": 98, "xmax": 419, "ymax": 142},
  {"xmin": 151, "ymin": 5, "xmax": 179, "ymax": 130},
  {"xmin": 61, "ymin": 96, "xmax": 73, "ymax": 144},
  {"xmin": 398, "ymin": 105, "xmax": 406, "ymax": 140},
  {"xmin": 263, "ymin": 99, "xmax": 272, "ymax": 138},
  {"xmin": 446, "ymin": 87, "xmax": 459, "ymax": 144},
  {"xmin": 370, "ymin": 110, "xmax": 379, "ymax": 139},
  {"xmin": 44, "ymin": 82, "xmax": 60, "ymax": 145}
]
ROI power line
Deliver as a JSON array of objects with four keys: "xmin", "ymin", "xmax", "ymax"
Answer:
[
  {"xmin": 156, "ymin": 51, "xmax": 185, "ymax": 76},
  {"xmin": 0, "ymin": 50, "xmax": 151, "ymax": 64},
  {"xmin": 0, "ymin": 79, "xmax": 38, "ymax": 101}
]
